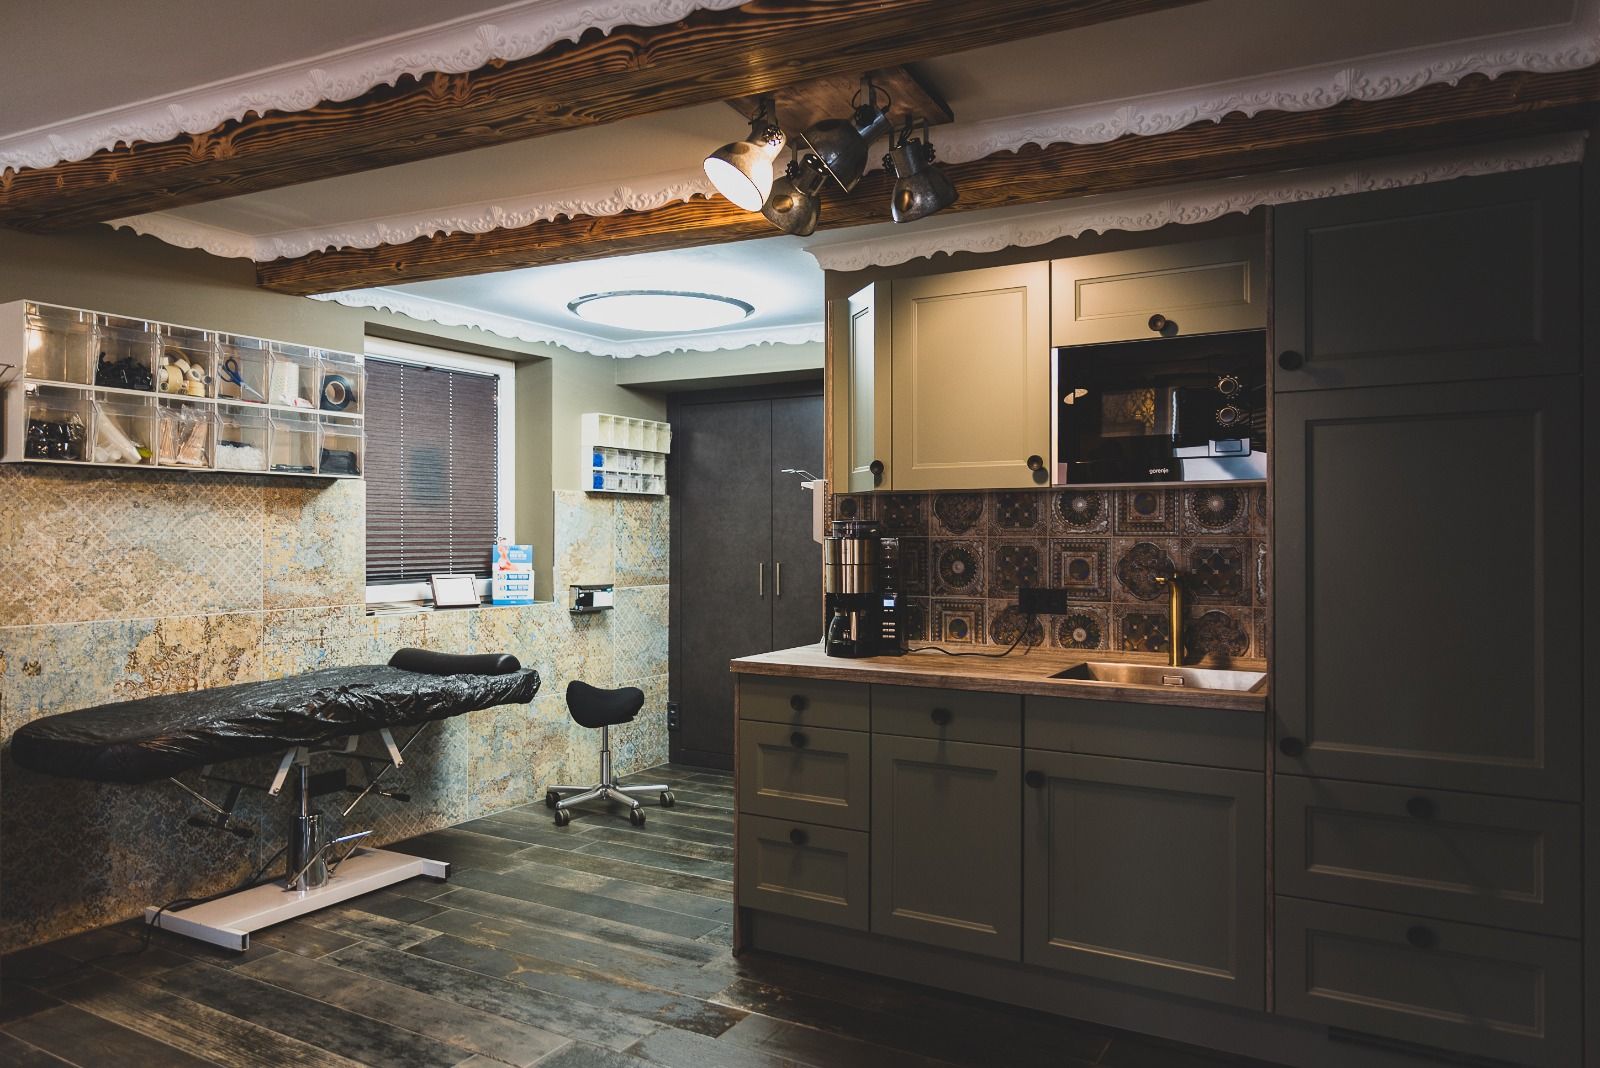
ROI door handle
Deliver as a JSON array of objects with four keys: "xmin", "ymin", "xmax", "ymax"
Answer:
[
  {"xmin": 775, "ymin": 561, "xmax": 782, "ymax": 598},
  {"xmin": 758, "ymin": 562, "xmax": 765, "ymax": 598}
]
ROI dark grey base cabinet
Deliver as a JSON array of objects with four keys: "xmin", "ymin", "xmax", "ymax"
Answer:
[{"xmin": 1023, "ymin": 750, "xmax": 1264, "ymax": 1008}]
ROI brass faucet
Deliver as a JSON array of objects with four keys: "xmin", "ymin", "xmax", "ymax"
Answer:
[{"xmin": 1153, "ymin": 571, "xmax": 1186, "ymax": 667}]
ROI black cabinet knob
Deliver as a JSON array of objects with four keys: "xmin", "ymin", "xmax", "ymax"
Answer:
[
  {"xmin": 789, "ymin": 731, "xmax": 808, "ymax": 748},
  {"xmin": 1278, "ymin": 350, "xmax": 1305, "ymax": 371},
  {"xmin": 1405, "ymin": 796, "xmax": 1435, "ymax": 820},
  {"xmin": 930, "ymin": 707, "xmax": 952, "ymax": 726},
  {"xmin": 1024, "ymin": 770, "xmax": 1046, "ymax": 789},
  {"xmin": 1026, "ymin": 454, "xmax": 1044, "ymax": 471},
  {"xmin": 1406, "ymin": 925, "xmax": 1436, "ymax": 950},
  {"xmin": 1278, "ymin": 736, "xmax": 1305, "ymax": 758},
  {"xmin": 789, "ymin": 827, "xmax": 809, "ymax": 846},
  {"xmin": 869, "ymin": 459, "xmax": 884, "ymax": 485},
  {"xmin": 789, "ymin": 694, "xmax": 808, "ymax": 713},
  {"xmin": 1148, "ymin": 313, "xmax": 1169, "ymax": 333}
]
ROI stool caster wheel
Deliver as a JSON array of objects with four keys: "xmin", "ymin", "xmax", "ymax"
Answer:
[
  {"xmin": 660, "ymin": 790, "xmax": 675, "ymax": 808},
  {"xmin": 545, "ymin": 791, "xmax": 560, "ymax": 809},
  {"xmin": 553, "ymin": 808, "xmax": 572, "ymax": 827},
  {"xmin": 629, "ymin": 807, "xmax": 646, "ymax": 827}
]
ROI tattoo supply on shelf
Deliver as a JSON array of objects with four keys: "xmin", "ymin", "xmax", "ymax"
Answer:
[
  {"xmin": 25, "ymin": 415, "xmax": 86, "ymax": 461},
  {"xmin": 95, "ymin": 352, "xmax": 153, "ymax": 392},
  {"xmin": 92, "ymin": 410, "xmax": 150, "ymax": 465},
  {"xmin": 215, "ymin": 440, "xmax": 265, "ymax": 471},
  {"xmin": 159, "ymin": 346, "xmax": 210, "ymax": 398},
  {"xmin": 158, "ymin": 406, "xmax": 210, "ymax": 467},
  {"xmin": 217, "ymin": 356, "xmax": 265, "ymax": 403},
  {"xmin": 318, "ymin": 448, "xmax": 359, "ymax": 476},
  {"xmin": 320, "ymin": 373, "xmax": 355, "ymax": 411}
]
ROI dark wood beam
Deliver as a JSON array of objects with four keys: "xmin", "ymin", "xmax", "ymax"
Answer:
[
  {"xmin": 0, "ymin": 0, "xmax": 1196, "ymax": 232},
  {"xmin": 726, "ymin": 65, "xmax": 954, "ymax": 134},
  {"xmin": 254, "ymin": 65, "xmax": 1600, "ymax": 296}
]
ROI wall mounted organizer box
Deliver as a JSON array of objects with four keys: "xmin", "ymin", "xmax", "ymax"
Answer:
[
  {"xmin": 581, "ymin": 412, "xmax": 670, "ymax": 496},
  {"xmin": 0, "ymin": 301, "xmax": 365, "ymax": 478}
]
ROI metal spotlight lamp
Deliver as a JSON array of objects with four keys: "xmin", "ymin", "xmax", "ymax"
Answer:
[
  {"xmin": 762, "ymin": 152, "xmax": 830, "ymax": 236},
  {"xmin": 797, "ymin": 78, "xmax": 895, "ymax": 193},
  {"xmin": 885, "ymin": 119, "xmax": 958, "ymax": 223},
  {"xmin": 704, "ymin": 100, "xmax": 787, "ymax": 212}
]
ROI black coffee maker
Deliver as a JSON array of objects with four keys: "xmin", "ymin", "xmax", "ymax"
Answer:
[{"xmin": 823, "ymin": 521, "xmax": 905, "ymax": 658}]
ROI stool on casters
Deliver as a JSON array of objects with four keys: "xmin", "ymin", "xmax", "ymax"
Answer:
[{"xmin": 545, "ymin": 680, "xmax": 674, "ymax": 827}]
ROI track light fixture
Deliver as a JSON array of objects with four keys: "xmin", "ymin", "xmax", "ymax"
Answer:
[
  {"xmin": 885, "ymin": 119, "xmax": 958, "ymax": 223},
  {"xmin": 703, "ymin": 98, "xmax": 787, "ymax": 212},
  {"xmin": 795, "ymin": 78, "xmax": 894, "ymax": 193},
  {"xmin": 762, "ymin": 152, "xmax": 829, "ymax": 236}
]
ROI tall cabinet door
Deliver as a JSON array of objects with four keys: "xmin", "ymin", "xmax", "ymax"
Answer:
[
  {"xmin": 891, "ymin": 263, "xmax": 1050, "ymax": 489},
  {"xmin": 1273, "ymin": 376, "xmax": 1581, "ymax": 799},
  {"xmin": 831, "ymin": 284, "xmax": 892, "ymax": 492},
  {"xmin": 1022, "ymin": 750, "xmax": 1264, "ymax": 1008},
  {"xmin": 771, "ymin": 396, "xmax": 824, "ymax": 651}
]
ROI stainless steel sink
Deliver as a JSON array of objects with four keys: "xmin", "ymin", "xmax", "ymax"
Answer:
[{"xmin": 1050, "ymin": 662, "xmax": 1267, "ymax": 692}]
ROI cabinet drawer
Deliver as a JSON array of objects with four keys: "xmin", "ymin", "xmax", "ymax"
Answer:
[
  {"xmin": 738, "ymin": 815, "xmax": 868, "ymax": 931},
  {"xmin": 872, "ymin": 685, "xmax": 1021, "ymax": 746},
  {"xmin": 1275, "ymin": 898, "xmax": 1580, "ymax": 1068},
  {"xmin": 738, "ymin": 720, "xmax": 869, "ymax": 830},
  {"xmin": 738, "ymin": 676, "xmax": 869, "ymax": 731},
  {"xmin": 1024, "ymin": 695, "xmax": 1262, "ymax": 770},
  {"xmin": 1276, "ymin": 777, "xmax": 1580, "ymax": 937}
]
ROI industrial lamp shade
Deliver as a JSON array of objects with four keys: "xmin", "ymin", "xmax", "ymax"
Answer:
[
  {"xmin": 762, "ymin": 157, "xmax": 829, "ymax": 236},
  {"xmin": 886, "ymin": 138, "xmax": 958, "ymax": 223},
  {"xmin": 798, "ymin": 102, "xmax": 894, "ymax": 193},
  {"xmin": 704, "ymin": 120, "xmax": 787, "ymax": 212}
]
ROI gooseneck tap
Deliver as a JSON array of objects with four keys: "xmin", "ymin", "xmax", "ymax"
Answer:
[{"xmin": 1153, "ymin": 571, "xmax": 1186, "ymax": 668}]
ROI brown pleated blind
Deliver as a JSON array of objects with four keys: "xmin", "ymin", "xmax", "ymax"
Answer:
[{"xmin": 364, "ymin": 357, "xmax": 499, "ymax": 584}]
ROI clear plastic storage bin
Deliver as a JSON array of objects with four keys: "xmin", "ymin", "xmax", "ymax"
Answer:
[
  {"xmin": 268, "ymin": 343, "xmax": 321, "ymax": 409},
  {"xmin": 91, "ymin": 315, "xmax": 157, "ymax": 392},
  {"xmin": 22, "ymin": 303, "xmax": 95, "ymax": 385},
  {"xmin": 215, "ymin": 403, "xmax": 270, "ymax": 472},
  {"xmin": 269, "ymin": 409, "xmax": 319, "ymax": 473},
  {"xmin": 318, "ymin": 351, "xmax": 364, "ymax": 416},
  {"xmin": 318, "ymin": 414, "xmax": 363, "ymax": 476},
  {"xmin": 215, "ymin": 333, "xmax": 270, "ymax": 404},
  {"xmin": 157, "ymin": 325, "xmax": 215, "ymax": 399},
  {"xmin": 157, "ymin": 398, "xmax": 213, "ymax": 468},
  {"xmin": 91, "ymin": 393, "xmax": 155, "ymax": 465},
  {"xmin": 22, "ymin": 385, "xmax": 91, "ymax": 461}
]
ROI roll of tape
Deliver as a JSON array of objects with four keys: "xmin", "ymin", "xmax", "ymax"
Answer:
[{"xmin": 320, "ymin": 373, "xmax": 354, "ymax": 411}]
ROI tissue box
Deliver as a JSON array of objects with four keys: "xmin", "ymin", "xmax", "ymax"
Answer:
[{"xmin": 491, "ymin": 542, "xmax": 535, "ymax": 605}]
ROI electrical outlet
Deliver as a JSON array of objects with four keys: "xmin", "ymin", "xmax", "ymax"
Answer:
[
  {"xmin": 1017, "ymin": 587, "xmax": 1073, "ymax": 615},
  {"xmin": 667, "ymin": 702, "xmax": 680, "ymax": 731}
]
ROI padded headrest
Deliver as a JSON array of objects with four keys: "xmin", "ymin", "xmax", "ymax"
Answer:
[{"xmin": 389, "ymin": 648, "xmax": 522, "ymax": 676}]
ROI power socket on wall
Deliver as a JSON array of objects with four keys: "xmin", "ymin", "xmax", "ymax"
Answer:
[
  {"xmin": 667, "ymin": 702, "xmax": 680, "ymax": 731},
  {"xmin": 1017, "ymin": 587, "xmax": 1074, "ymax": 615}
]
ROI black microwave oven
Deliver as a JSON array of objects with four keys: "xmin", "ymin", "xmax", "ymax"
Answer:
[{"xmin": 1051, "ymin": 330, "xmax": 1267, "ymax": 486}]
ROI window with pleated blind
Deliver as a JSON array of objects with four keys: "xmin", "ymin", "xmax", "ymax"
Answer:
[{"xmin": 364, "ymin": 357, "xmax": 500, "ymax": 584}]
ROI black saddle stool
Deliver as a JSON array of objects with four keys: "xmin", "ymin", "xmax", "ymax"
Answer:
[{"xmin": 545, "ymin": 680, "xmax": 674, "ymax": 826}]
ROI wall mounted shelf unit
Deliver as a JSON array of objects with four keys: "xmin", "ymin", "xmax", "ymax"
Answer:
[
  {"xmin": 0, "ymin": 300, "xmax": 365, "ymax": 478},
  {"xmin": 581, "ymin": 412, "xmax": 670, "ymax": 495}
]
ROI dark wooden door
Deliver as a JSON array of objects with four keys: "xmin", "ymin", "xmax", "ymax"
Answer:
[
  {"xmin": 1022, "ymin": 750, "xmax": 1265, "ymax": 1008},
  {"xmin": 1272, "ymin": 165, "xmax": 1579, "ymax": 391},
  {"xmin": 672, "ymin": 397, "xmax": 774, "ymax": 767},
  {"xmin": 1273, "ymin": 376, "xmax": 1581, "ymax": 799},
  {"xmin": 770, "ymin": 396, "xmax": 824, "ymax": 650},
  {"xmin": 871, "ymin": 734, "xmax": 1021, "ymax": 959}
]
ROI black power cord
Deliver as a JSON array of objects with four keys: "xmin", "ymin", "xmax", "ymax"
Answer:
[{"xmin": 907, "ymin": 611, "xmax": 1041, "ymax": 658}]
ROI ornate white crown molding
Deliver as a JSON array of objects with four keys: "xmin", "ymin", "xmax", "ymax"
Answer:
[
  {"xmin": 803, "ymin": 133, "xmax": 1588, "ymax": 274},
  {"xmin": 0, "ymin": 0, "xmax": 746, "ymax": 173},
  {"xmin": 312, "ymin": 287, "xmax": 824, "ymax": 358}
]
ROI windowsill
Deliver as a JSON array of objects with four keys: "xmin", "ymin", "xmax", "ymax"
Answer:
[{"xmin": 365, "ymin": 598, "xmax": 554, "ymax": 618}]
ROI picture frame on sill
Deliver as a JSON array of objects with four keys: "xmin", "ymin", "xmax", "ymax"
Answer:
[{"xmin": 429, "ymin": 573, "xmax": 480, "ymax": 609}]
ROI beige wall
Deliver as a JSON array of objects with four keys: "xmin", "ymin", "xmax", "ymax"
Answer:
[{"xmin": 614, "ymin": 341, "xmax": 824, "ymax": 391}]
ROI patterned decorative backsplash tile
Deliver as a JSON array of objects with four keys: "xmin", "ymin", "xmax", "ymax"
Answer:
[{"xmin": 838, "ymin": 485, "xmax": 1268, "ymax": 654}]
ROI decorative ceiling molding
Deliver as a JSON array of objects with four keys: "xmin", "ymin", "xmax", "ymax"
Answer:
[
  {"xmin": 0, "ymin": 0, "xmax": 746, "ymax": 174},
  {"xmin": 803, "ymin": 132, "xmax": 1588, "ymax": 273},
  {"xmin": 312, "ymin": 287, "xmax": 824, "ymax": 358}
]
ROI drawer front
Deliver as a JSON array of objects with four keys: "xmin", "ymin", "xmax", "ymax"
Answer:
[
  {"xmin": 872, "ymin": 685, "xmax": 1021, "ymax": 746},
  {"xmin": 738, "ymin": 720, "xmax": 870, "ymax": 831},
  {"xmin": 739, "ymin": 676, "xmax": 869, "ymax": 731},
  {"xmin": 738, "ymin": 815, "xmax": 868, "ymax": 931},
  {"xmin": 1275, "ymin": 898, "xmax": 1580, "ymax": 1068},
  {"xmin": 1024, "ymin": 695, "xmax": 1263, "ymax": 770},
  {"xmin": 1276, "ymin": 777, "xmax": 1580, "ymax": 937}
]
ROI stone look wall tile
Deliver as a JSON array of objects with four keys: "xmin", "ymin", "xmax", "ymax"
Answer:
[
  {"xmin": 262, "ymin": 478, "xmax": 365, "ymax": 610},
  {"xmin": 553, "ymin": 488, "xmax": 615, "ymax": 589},
  {"xmin": 612, "ymin": 584, "xmax": 669, "ymax": 681},
  {"xmin": 615, "ymin": 496, "xmax": 670, "ymax": 587}
]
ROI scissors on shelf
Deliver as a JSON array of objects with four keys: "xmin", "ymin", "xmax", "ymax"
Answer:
[{"xmin": 218, "ymin": 356, "xmax": 266, "ymax": 402}]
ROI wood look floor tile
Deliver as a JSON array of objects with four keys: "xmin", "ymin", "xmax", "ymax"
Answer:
[
  {"xmin": 2, "ymin": 1003, "xmax": 223, "ymax": 1068},
  {"xmin": 0, "ymin": 1030, "xmax": 72, "ymax": 1067}
]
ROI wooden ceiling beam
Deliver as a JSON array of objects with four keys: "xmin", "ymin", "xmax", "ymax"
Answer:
[
  {"xmin": 0, "ymin": 0, "xmax": 1199, "ymax": 232},
  {"xmin": 253, "ymin": 65, "xmax": 1600, "ymax": 295}
]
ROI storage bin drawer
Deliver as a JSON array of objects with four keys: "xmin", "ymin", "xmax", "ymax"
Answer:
[
  {"xmin": 738, "ymin": 676, "xmax": 869, "ymax": 732},
  {"xmin": 1275, "ymin": 898, "xmax": 1580, "ymax": 1068},
  {"xmin": 872, "ymin": 685, "xmax": 1020, "ymax": 746},
  {"xmin": 1024, "ymin": 695, "xmax": 1262, "ymax": 770},
  {"xmin": 738, "ymin": 815, "xmax": 868, "ymax": 931},
  {"xmin": 1276, "ymin": 776, "xmax": 1580, "ymax": 937},
  {"xmin": 738, "ymin": 720, "xmax": 869, "ymax": 830}
]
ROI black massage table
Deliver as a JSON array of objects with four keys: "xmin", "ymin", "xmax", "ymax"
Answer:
[{"xmin": 10, "ymin": 648, "xmax": 540, "ymax": 950}]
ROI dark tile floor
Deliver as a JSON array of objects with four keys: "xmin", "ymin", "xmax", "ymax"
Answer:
[{"xmin": 0, "ymin": 765, "xmax": 1288, "ymax": 1067}]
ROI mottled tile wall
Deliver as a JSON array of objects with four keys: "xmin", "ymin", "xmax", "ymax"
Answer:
[
  {"xmin": 0, "ymin": 469, "xmax": 669, "ymax": 952},
  {"xmin": 834, "ymin": 485, "xmax": 1267, "ymax": 658}
]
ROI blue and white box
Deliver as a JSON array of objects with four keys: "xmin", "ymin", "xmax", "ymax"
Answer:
[{"xmin": 491, "ymin": 540, "xmax": 535, "ymax": 605}]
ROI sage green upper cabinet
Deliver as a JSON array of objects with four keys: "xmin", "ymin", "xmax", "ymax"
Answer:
[
  {"xmin": 830, "ymin": 283, "xmax": 892, "ymax": 492},
  {"xmin": 890, "ymin": 263, "xmax": 1051, "ymax": 490},
  {"xmin": 1272, "ymin": 166, "xmax": 1579, "ymax": 391},
  {"xmin": 1049, "ymin": 236, "xmax": 1265, "ymax": 347}
]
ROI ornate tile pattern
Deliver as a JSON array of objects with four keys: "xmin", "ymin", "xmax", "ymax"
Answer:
[
  {"xmin": 1113, "ymin": 539, "xmax": 1180, "ymax": 602},
  {"xmin": 612, "ymin": 584, "xmax": 669, "ymax": 682},
  {"xmin": 931, "ymin": 493, "xmax": 985, "ymax": 535},
  {"xmin": 931, "ymin": 539, "xmax": 986, "ymax": 596},
  {"xmin": 1048, "ymin": 540, "xmax": 1111, "ymax": 601},
  {"xmin": 833, "ymin": 494, "xmax": 875, "ymax": 521},
  {"xmin": 1185, "ymin": 608, "xmax": 1252, "ymax": 659},
  {"xmin": 930, "ymin": 599, "xmax": 986, "ymax": 644},
  {"xmin": 1183, "ymin": 539, "xmax": 1251, "ymax": 605},
  {"xmin": 1115, "ymin": 488, "xmax": 1179, "ymax": 534},
  {"xmin": 1051, "ymin": 490, "xmax": 1111, "ymax": 534},
  {"xmin": 988, "ymin": 604, "xmax": 1044, "ymax": 647},
  {"xmin": 614, "ymin": 496, "xmax": 669, "ymax": 587},
  {"xmin": 1053, "ymin": 606, "xmax": 1109, "ymax": 651},
  {"xmin": 989, "ymin": 540, "xmax": 1043, "ymax": 596},
  {"xmin": 1183, "ymin": 486, "xmax": 1252, "ymax": 535},
  {"xmin": 1115, "ymin": 606, "xmax": 1172, "ymax": 653},
  {"xmin": 992, "ymin": 493, "xmax": 1042, "ymax": 531},
  {"xmin": 877, "ymin": 493, "xmax": 926, "ymax": 535}
]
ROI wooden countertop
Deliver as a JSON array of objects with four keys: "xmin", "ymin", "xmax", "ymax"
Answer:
[{"xmin": 731, "ymin": 643, "xmax": 1269, "ymax": 712}]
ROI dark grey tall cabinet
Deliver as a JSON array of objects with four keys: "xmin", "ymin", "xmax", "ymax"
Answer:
[
  {"xmin": 1270, "ymin": 165, "xmax": 1585, "ymax": 1068},
  {"xmin": 670, "ymin": 391, "xmax": 823, "ymax": 768}
]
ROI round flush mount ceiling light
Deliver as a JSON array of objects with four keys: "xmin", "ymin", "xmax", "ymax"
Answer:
[{"xmin": 567, "ymin": 290, "xmax": 755, "ymax": 333}]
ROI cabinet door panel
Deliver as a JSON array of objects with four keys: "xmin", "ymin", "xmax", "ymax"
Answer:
[
  {"xmin": 891, "ymin": 263, "xmax": 1050, "ymax": 490},
  {"xmin": 1273, "ymin": 166, "xmax": 1579, "ymax": 390},
  {"xmin": 738, "ymin": 676, "xmax": 869, "ymax": 731},
  {"xmin": 1273, "ymin": 377, "xmax": 1581, "ymax": 799},
  {"xmin": 771, "ymin": 396, "xmax": 825, "ymax": 650},
  {"xmin": 871, "ymin": 736, "xmax": 1021, "ymax": 959},
  {"xmin": 1022, "ymin": 751, "xmax": 1263, "ymax": 1007},
  {"xmin": 739, "ymin": 814, "xmax": 869, "ymax": 930},
  {"xmin": 738, "ymin": 720, "xmax": 869, "ymax": 831},
  {"xmin": 872, "ymin": 685, "xmax": 1021, "ymax": 746},
  {"xmin": 832, "ymin": 285, "xmax": 893, "ymax": 491}
]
